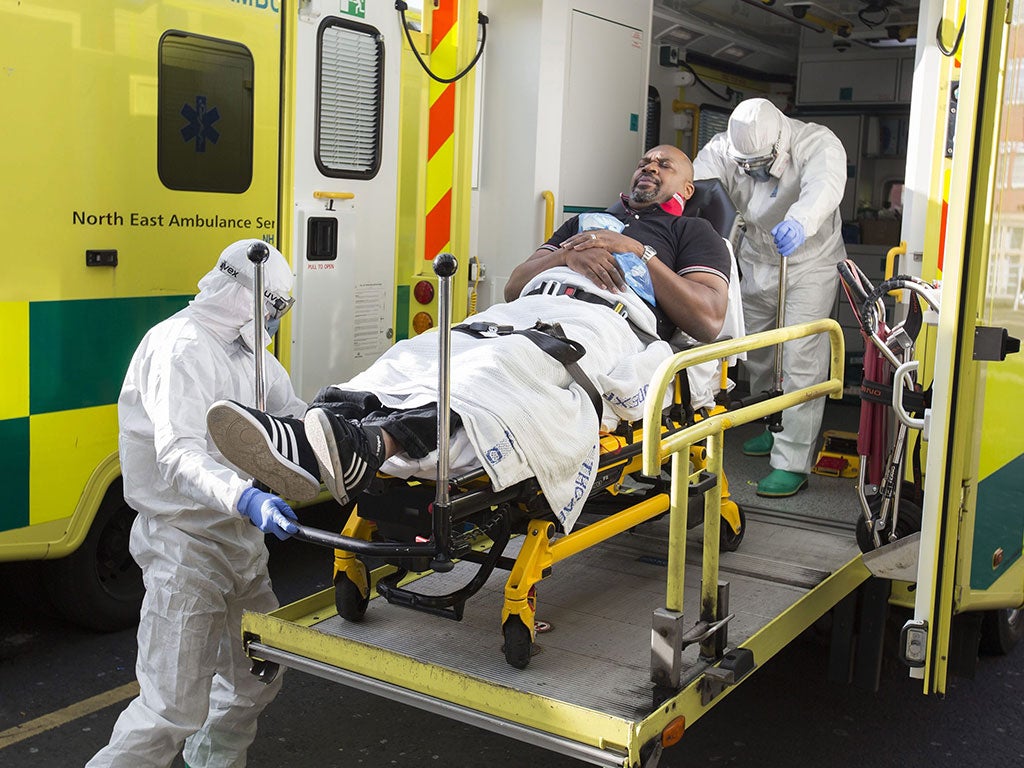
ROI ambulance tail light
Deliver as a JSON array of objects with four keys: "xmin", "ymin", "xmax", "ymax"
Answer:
[{"xmin": 413, "ymin": 280, "xmax": 434, "ymax": 304}]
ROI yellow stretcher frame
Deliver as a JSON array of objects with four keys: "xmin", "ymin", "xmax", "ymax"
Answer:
[{"xmin": 243, "ymin": 319, "xmax": 866, "ymax": 767}]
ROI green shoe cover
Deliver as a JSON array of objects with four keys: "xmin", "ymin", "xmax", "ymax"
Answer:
[
  {"xmin": 756, "ymin": 469, "xmax": 808, "ymax": 497},
  {"xmin": 742, "ymin": 430, "xmax": 774, "ymax": 457}
]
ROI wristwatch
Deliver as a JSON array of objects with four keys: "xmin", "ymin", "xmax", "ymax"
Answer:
[{"xmin": 640, "ymin": 245, "xmax": 657, "ymax": 265}]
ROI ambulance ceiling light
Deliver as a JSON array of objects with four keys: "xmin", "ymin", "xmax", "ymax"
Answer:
[
  {"xmin": 655, "ymin": 24, "xmax": 704, "ymax": 47},
  {"xmin": 713, "ymin": 43, "xmax": 755, "ymax": 62},
  {"xmin": 654, "ymin": 6, "xmax": 789, "ymax": 61}
]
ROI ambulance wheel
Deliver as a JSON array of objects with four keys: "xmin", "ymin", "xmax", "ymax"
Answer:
[
  {"xmin": 45, "ymin": 480, "xmax": 144, "ymax": 632},
  {"xmin": 502, "ymin": 615, "xmax": 534, "ymax": 669},
  {"xmin": 855, "ymin": 495, "xmax": 922, "ymax": 554},
  {"xmin": 980, "ymin": 608, "xmax": 1024, "ymax": 655},
  {"xmin": 719, "ymin": 505, "xmax": 746, "ymax": 552},
  {"xmin": 334, "ymin": 568, "xmax": 369, "ymax": 622}
]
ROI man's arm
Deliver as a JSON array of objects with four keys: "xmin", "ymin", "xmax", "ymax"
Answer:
[
  {"xmin": 649, "ymin": 263, "xmax": 728, "ymax": 343},
  {"xmin": 784, "ymin": 126, "xmax": 847, "ymax": 238},
  {"xmin": 505, "ymin": 227, "xmax": 633, "ymax": 301}
]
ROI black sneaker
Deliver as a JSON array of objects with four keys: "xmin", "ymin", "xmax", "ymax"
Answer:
[
  {"xmin": 206, "ymin": 400, "xmax": 322, "ymax": 502},
  {"xmin": 303, "ymin": 407, "xmax": 385, "ymax": 506}
]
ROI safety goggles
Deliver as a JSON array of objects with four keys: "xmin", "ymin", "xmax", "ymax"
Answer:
[
  {"xmin": 217, "ymin": 258, "xmax": 294, "ymax": 319},
  {"xmin": 264, "ymin": 289, "xmax": 295, "ymax": 321},
  {"xmin": 730, "ymin": 149, "xmax": 777, "ymax": 175}
]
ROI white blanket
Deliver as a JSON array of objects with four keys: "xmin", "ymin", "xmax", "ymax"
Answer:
[{"xmin": 335, "ymin": 267, "xmax": 672, "ymax": 532}]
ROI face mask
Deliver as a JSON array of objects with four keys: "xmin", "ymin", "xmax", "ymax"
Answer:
[
  {"xmin": 731, "ymin": 144, "xmax": 777, "ymax": 184},
  {"xmin": 265, "ymin": 316, "xmax": 282, "ymax": 338},
  {"xmin": 744, "ymin": 166, "xmax": 773, "ymax": 182}
]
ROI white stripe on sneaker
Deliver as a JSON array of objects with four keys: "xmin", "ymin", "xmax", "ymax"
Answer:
[
  {"xmin": 280, "ymin": 422, "xmax": 299, "ymax": 464},
  {"xmin": 345, "ymin": 463, "xmax": 367, "ymax": 489},
  {"xmin": 268, "ymin": 416, "xmax": 282, "ymax": 456}
]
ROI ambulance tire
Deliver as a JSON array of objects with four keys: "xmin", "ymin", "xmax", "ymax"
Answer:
[
  {"xmin": 45, "ymin": 482, "xmax": 144, "ymax": 632},
  {"xmin": 980, "ymin": 608, "xmax": 1024, "ymax": 656},
  {"xmin": 334, "ymin": 568, "xmax": 369, "ymax": 622},
  {"xmin": 719, "ymin": 505, "xmax": 746, "ymax": 552},
  {"xmin": 502, "ymin": 615, "xmax": 534, "ymax": 669}
]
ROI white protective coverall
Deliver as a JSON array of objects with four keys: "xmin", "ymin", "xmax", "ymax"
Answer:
[
  {"xmin": 693, "ymin": 98, "xmax": 847, "ymax": 474},
  {"xmin": 88, "ymin": 240, "xmax": 306, "ymax": 768}
]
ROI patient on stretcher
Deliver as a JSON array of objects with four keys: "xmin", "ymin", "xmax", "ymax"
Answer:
[{"xmin": 207, "ymin": 145, "xmax": 732, "ymax": 533}]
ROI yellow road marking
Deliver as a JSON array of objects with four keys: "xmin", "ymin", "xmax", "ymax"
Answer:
[{"xmin": 0, "ymin": 681, "xmax": 139, "ymax": 750}]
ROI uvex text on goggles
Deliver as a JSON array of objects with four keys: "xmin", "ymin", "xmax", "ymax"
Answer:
[{"xmin": 218, "ymin": 258, "xmax": 295, "ymax": 320}]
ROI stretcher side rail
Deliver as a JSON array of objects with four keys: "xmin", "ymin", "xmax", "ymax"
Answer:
[{"xmin": 642, "ymin": 318, "xmax": 845, "ymax": 688}]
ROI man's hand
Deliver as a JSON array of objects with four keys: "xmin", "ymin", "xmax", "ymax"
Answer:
[
  {"xmin": 771, "ymin": 219, "xmax": 805, "ymax": 257},
  {"xmin": 237, "ymin": 487, "xmax": 299, "ymax": 540},
  {"xmin": 561, "ymin": 229, "xmax": 637, "ymax": 257},
  {"xmin": 559, "ymin": 231, "xmax": 634, "ymax": 292}
]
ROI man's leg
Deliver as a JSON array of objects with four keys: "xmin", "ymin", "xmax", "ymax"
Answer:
[
  {"xmin": 182, "ymin": 556, "xmax": 282, "ymax": 768},
  {"xmin": 759, "ymin": 256, "xmax": 840, "ymax": 494},
  {"xmin": 738, "ymin": 258, "xmax": 782, "ymax": 456},
  {"xmin": 771, "ymin": 255, "xmax": 840, "ymax": 472},
  {"xmin": 86, "ymin": 518, "xmax": 227, "ymax": 768},
  {"xmin": 311, "ymin": 387, "xmax": 463, "ymax": 457},
  {"xmin": 304, "ymin": 396, "xmax": 463, "ymax": 505}
]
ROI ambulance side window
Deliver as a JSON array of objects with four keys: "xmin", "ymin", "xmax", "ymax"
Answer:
[
  {"xmin": 315, "ymin": 18, "xmax": 384, "ymax": 180},
  {"xmin": 157, "ymin": 31, "xmax": 255, "ymax": 193}
]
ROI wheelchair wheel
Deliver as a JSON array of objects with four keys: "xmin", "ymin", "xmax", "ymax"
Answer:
[
  {"xmin": 502, "ymin": 615, "xmax": 534, "ymax": 669},
  {"xmin": 334, "ymin": 566, "xmax": 369, "ymax": 622},
  {"xmin": 719, "ymin": 505, "xmax": 746, "ymax": 553},
  {"xmin": 855, "ymin": 494, "xmax": 922, "ymax": 553}
]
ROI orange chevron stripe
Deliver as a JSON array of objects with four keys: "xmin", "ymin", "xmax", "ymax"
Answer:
[
  {"xmin": 431, "ymin": 1, "xmax": 456, "ymax": 53},
  {"xmin": 424, "ymin": 188, "xmax": 453, "ymax": 260},
  {"xmin": 428, "ymin": 85, "xmax": 455, "ymax": 160}
]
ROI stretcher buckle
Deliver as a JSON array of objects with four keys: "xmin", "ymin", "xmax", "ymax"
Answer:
[{"xmin": 459, "ymin": 320, "xmax": 513, "ymax": 337}]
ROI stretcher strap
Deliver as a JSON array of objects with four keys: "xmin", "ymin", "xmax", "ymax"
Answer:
[
  {"xmin": 525, "ymin": 281, "xmax": 659, "ymax": 346},
  {"xmin": 453, "ymin": 320, "xmax": 604, "ymax": 420}
]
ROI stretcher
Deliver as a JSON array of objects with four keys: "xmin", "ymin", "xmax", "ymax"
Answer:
[
  {"xmin": 282, "ymin": 179, "xmax": 749, "ymax": 668},
  {"xmin": 306, "ymin": 375, "xmax": 746, "ymax": 669}
]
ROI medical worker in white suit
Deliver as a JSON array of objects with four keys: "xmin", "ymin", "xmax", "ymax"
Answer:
[
  {"xmin": 87, "ymin": 239, "xmax": 308, "ymax": 768},
  {"xmin": 693, "ymin": 97, "xmax": 847, "ymax": 497}
]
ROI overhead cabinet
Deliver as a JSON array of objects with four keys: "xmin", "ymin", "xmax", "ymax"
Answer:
[{"xmin": 797, "ymin": 55, "xmax": 913, "ymax": 105}]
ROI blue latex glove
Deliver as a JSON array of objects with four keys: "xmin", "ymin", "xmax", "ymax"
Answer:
[
  {"xmin": 237, "ymin": 487, "xmax": 299, "ymax": 540},
  {"xmin": 771, "ymin": 219, "xmax": 806, "ymax": 257}
]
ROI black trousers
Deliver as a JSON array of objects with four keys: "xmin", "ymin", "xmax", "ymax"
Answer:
[{"xmin": 310, "ymin": 386, "xmax": 463, "ymax": 460}]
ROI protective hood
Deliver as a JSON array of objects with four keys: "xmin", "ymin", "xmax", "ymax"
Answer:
[
  {"xmin": 189, "ymin": 239, "xmax": 293, "ymax": 352},
  {"xmin": 727, "ymin": 98, "xmax": 793, "ymax": 178}
]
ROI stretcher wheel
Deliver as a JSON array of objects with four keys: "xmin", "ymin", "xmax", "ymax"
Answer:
[
  {"xmin": 502, "ymin": 615, "xmax": 534, "ymax": 669},
  {"xmin": 334, "ymin": 568, "xmax": 369, "ymax": 621},
  {"xmin": 719, "ymin": 505, "xmax": 746, "ymax": 553},
  {"xmin": 855, "ymin": 494, "xmax": 922, "ymax": 553}
]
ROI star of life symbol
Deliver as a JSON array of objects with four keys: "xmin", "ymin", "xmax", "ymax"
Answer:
[{"xmin": 180, "ymin": 96, "xmax": 220, "ymax": 152}]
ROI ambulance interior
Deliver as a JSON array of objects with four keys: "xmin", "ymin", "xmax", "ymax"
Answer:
[
  {"xmin": 467, "ymin": 0, "xmax": 923, "ymax": 541},
  {"xmin": 645, "ymin": 0, "xmax": 921, "ymax": 537}
]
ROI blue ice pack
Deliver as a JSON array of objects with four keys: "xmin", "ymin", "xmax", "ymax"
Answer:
[{"xmin": 578, "ymin": 212, "xmax": 656, "ymax": 306}]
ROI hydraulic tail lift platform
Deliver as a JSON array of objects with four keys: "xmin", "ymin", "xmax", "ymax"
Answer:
[{"xmin": 241, "ymin": 511, "xmax": 867, "ymax": 767}]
